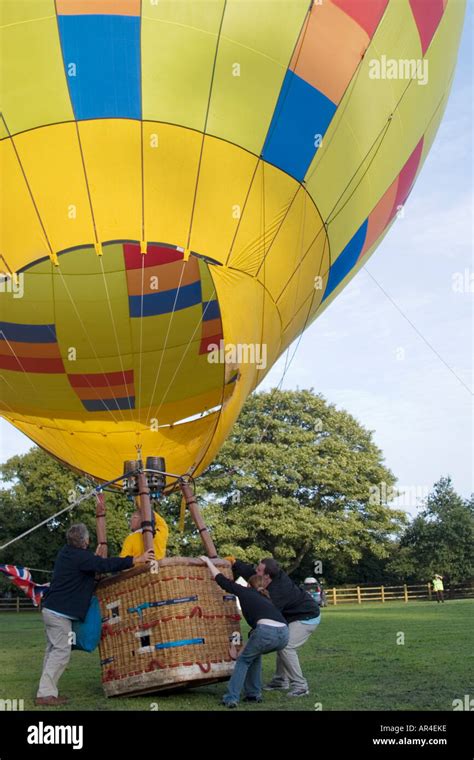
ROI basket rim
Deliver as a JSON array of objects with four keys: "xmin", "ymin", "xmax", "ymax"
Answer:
[{"xmin": 96, "ymin": 556, "xmax": 231, "ymax": 589}]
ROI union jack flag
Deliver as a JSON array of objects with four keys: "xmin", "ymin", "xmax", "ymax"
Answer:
[{"xmin": 0, "ymin": 564, "xmax": 50, "ymax": 607}]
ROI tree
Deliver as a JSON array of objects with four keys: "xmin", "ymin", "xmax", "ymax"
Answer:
[
  {"xmin": 387, "ymin": 477, "xmax": 474, "ymax": 584},
  {"xmin": 0, "ymin": 448, "xmax": 132, "ymax": 587},
  {"xmin": 171, "ymin": 389, "xmax": 406, "ymax": 574},
  {"xmin": 0, "ymin": 389, "xmax": 411, "ymax": 585}
]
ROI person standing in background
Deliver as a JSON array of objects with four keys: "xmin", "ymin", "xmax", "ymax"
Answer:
[{"xmin": 432, "ymin": 574, "xmax": 445, "ymax": 603}]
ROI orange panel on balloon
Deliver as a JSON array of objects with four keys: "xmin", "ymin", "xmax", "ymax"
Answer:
[
  {"xmin": 359, "ymin": 178, "xmax": 398, "ymax": 259},
  {"xmin": 0, "ymin": 341, "xmax": 61, "ymax": 360},
  {"xmin": 290, "ymin": 1, "xmax": 368, "ymax": 105},
  {"xmin": 56, "ymin": 0, "xmax": 140, "ymax": 15},
  {"xmin": 126, "ymin": 258, "xmax": 199, "ymax": 297},
  {"xmin": 201, "ymin": 318, "xmax": 223, "ymax": 340}
]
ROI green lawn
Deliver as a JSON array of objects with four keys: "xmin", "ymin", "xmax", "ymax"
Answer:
[{"xmin": 0, "ymin": 600, "xmax": 472, "ymax": 711}]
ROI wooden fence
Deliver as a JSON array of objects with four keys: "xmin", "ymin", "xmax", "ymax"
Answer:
[
  {"xmin": 0, "ymin": 598, "xmax": 38, "ymax": 612},
  {"xmin": 325, "ymin": 582, "xmax": 474, "ymax": 605},
  {"xmin": 0, "ymin": 583, "xmax": 473, "ymax": 611}
]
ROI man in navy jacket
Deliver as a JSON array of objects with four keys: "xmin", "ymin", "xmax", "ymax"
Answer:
[{"xmin": 36, "ymin": 523, "xmax": 153, "ymax": 706}]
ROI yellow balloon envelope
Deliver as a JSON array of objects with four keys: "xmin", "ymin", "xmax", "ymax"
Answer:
[{"xmin": 0, "ymin": 0, "xmax": 466, "ymax": 482}]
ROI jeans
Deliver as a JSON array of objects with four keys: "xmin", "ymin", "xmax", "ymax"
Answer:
[{"xmin": 223, "ymin": 624, "xmax": 289, "ymax": 704}]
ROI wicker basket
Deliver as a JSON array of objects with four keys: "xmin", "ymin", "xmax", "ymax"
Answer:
[{"xmin": 96, "ymin": 557, "xmax": 241, "ymax": 697}]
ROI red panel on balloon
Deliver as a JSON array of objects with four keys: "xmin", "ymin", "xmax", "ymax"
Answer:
[{"xmin": 331, "ymin": 0, "xmax": 388, "ymax": 38}]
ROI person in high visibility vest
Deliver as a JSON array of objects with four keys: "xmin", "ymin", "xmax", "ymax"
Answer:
[
  {"xmin": 120, "ymin": 511, "xmax": 168, "ymax": 560},
  {"xmin": 432, "ymin": 574, "xmax": 445, "ymax": 603}
]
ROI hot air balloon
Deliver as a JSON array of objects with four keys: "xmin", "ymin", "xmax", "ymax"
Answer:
[
  {"xmin": 0, "ymin": 0, "xmax": 466, "ymax": 483},
  {"xmin": 0, "ymin": 0, "xmax": 465, "ymax": 696}
]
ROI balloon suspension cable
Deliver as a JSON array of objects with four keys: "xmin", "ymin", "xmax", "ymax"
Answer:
[{"xmin": 0, "ymin": 466, "xmax": 193, "ymax": 554}]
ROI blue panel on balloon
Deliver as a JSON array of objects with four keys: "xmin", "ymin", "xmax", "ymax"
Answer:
[
  {"xmin": 323, "ymin": 220, "xmax": 368, "ymax": 301},
  {"xmin": 58, "ymin": 15, "xmax": 141, "ymax": 120},
  {"xmin": 129, "ymin": 281, "xmax": 202, "ymax": 318},
  {"xmin": 82, "ymin": 397, "xmax": 135, "ymax": 412},
  {"xmin": 262, "ymin": 71, "xmax": 337, "ymax": 182}
]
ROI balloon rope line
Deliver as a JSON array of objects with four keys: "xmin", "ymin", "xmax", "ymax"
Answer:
[
  {"xmin": 54, "ymin": 267, "xmax": 124, "ymax": 423},
  {"xmin": 0, "ymin": 489, "xmax": 96, "ymax": 554},
  {"xmin": 0, "ymin": 471, "xmax": 130, "ymax": 554},
  {"xmin": 364, "ymin": 269, "xmax": 473, "ymax": 397}
]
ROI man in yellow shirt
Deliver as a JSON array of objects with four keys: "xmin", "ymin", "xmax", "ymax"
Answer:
[{"xmin": 120, "ymin": 510, "xmax": 168, "ymax": 559}]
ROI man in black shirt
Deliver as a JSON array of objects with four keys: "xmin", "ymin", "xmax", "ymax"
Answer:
[
  {"xmin": 36, "ymin": 523, "xmax": 153, "ymax": 706},
  {"xmin": 231, "ymin": 556, "xmax": 320, "ymax": 697}
]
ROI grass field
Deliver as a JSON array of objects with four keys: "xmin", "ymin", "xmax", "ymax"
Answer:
[{"xmin": 0, "ymin": 600, "xmax": 472, "ymax": 711}]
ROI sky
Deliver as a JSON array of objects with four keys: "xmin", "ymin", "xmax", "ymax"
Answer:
[{"xmin": 0, "ymin": 5, "xmax": 472, "ymax": 518}]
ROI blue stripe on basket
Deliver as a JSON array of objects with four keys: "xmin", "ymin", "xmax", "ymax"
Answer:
[
  {"xmin": 155, "ymin": 638, "xmax": 204, "ymax": 650},
  {"xmin": 128, "ymin": 595, "xmax": 198, "ymax": 614}
]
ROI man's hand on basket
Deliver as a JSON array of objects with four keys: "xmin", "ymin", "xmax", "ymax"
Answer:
[{"xmin": 134, "ymin": 549, "xmax": 155, "ymax": 565}]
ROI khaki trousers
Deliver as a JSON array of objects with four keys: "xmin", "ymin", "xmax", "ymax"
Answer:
[{"xmin": 37, "ymin": 609, "xmax": 72, "ymax": 698}]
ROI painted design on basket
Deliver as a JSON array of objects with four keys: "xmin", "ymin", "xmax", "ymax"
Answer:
[
  {"xmin": 155, "ymin": 638, "xmax": 205, "ymax": 650},
  {"xmin": 127, "ymin": 595, "xmax": 198, "ymax": 615},
  {"xmin": 101, "ymin": 606, "xmax": 241, "ymax": 638}
]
